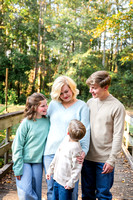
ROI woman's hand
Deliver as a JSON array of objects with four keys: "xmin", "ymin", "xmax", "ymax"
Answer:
[
  {"xmin": 46, "ymin": 174, "xmax": 51, "ymax": 180},
  {"xmin": 76, "ymin": 151, "xmax": 85, "ymax": 164}
]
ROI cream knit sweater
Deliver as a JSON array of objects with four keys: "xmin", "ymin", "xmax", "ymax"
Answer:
[
  {"xmin": 47, "ymin": 135, "xmax": 82, "ymax": 188},
  {"xmin": 85, "ymin": 94, "xmax": 125, "ymax": 167}
]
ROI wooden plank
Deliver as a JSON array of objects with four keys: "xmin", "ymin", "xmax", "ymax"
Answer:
[
  {"xmin": 122, "ymin": 143, "xmax": 133, "ymax": 170},
  {"xmin": 0, "ymin": 162, "xmax": 13, "ymax": 179},
  {"xmin": 0, "ymin": 112, "xmax": 24, "ymax": 130},
  {"xmin": 0, "ymin": 142, "xmax": 12, "ymax": 156},
  {"xmin": 125, "ymin": 113, "xmax": 133, "ymax": 127},
  {"xmin": 0, "ymin": 111, "xmax": 24, "ymax": 119},
  {"xmin": 123, "ymin": 131, "xmax": 133, "ymax": 146}
]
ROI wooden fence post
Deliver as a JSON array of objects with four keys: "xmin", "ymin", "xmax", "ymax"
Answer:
[{"xmin": 4, "ymin": 127, "xmax": 11, "ymax": 165}]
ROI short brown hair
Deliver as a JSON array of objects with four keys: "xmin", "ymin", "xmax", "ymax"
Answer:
[
  {"xmin": 86, "ymin": 71, "xmax": 111, "ymax": 88},
  {"xmin": 24, "ymin": 93, "xmax": 46, "ymax": 121},
  {"xmin": 68, "ymin": 119, "xmax": 86, "ymax": 141}
]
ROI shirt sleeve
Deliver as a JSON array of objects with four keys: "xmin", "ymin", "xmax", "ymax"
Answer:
[
  {"xmin": 106, "ymin": 104, "xmax": 125, "ymax": 166},
  {"xmin": 12, "ymin": 118, "xmax": 28, "ymax": 176},
  {"xmin": 66, "ymin": 150, "xmax": 82, "ymax": 188},
  {"xmin": 79, "ymin": 103, "xmax": 90, "ymax": 155}
]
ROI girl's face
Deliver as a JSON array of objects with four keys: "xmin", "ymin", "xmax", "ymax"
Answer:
[
  {"xmin": 36, "ymin": 99, "xmax": 48, "ymax": 118},
  {"xmin": 59, "ymin": 84, "xmax": 73, "ymax": 103}
]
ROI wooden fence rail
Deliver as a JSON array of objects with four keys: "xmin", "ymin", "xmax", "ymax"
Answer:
[
  {"xmin": 0, "ymin": 110, "xmax": 133, "ymax": 178},
  {"xmin": 122, "ymin": 111, "xmax": 133, "ymax": 169},
  {"xmin": 0, "ymin": 111, "xmax": 24, "ymax": 178}
]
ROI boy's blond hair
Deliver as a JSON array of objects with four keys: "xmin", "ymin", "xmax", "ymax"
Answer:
[
  {"xmin": 51, "ymin": 75, "xmax": 79, "ymax": 102},
  {"xmin": 68, "ymin": 119, "xmax": 86, "ymax": 141},
  {"xmin": 86, "ymin": 71, "xmax": 111, "ymax": 88}
]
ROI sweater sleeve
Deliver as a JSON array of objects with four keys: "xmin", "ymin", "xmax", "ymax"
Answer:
[
  {"xmin": 47, "ymin": 154, "xmax": 57, "ymax": 175},
  {"xmin": 79, "ymin": 104, "xmax": 90, "ymax": 155},
  {"xmin": 66, "ymin": 151, "xmax": 82, "ymax": 188},
  {"xmin": 12, "ymin": 119, "xmax": 28, "ymax": 176},
  {"xmin": 106, "ymin": 104, "xmax": 125, "ymax": 166}
]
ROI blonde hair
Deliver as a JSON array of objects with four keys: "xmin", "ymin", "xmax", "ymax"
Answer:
[
  {"xmin": 24, "ymin": 93, "xmax": 46, "ymax": 121},
  {"xmin": 86, "ymin": 71, "xmax": 111, "ymax": 88},
  {"xmin": 68, "ymin": 119, "xmax": 86, "ymax": 141},
  {"xmin": 51, "ymin": 75, "xmax": 79, "ymax": 102}
]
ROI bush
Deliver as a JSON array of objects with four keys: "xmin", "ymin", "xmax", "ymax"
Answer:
[{"xmin": 7, "ymin": 89, "xmax": 17, "ymax": 104}]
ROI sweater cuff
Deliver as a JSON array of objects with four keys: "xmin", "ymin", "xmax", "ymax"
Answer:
[{"xmin": 66, "ymin": 180, "xmax": 75, "ymax": 189}]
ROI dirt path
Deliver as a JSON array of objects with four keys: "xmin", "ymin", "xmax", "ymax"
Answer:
[{"xmin": 0, "ymin": 151, "xmax": 133, "ymax": 200}]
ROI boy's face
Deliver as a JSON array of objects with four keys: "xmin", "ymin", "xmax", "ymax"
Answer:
[{"xmin": 89, "ymin": 84, "xmax": 108, "ymax": 100}]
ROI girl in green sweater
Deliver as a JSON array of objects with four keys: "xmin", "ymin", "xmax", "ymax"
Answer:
[{"xmin": 12, "ymin": 93, "xmax": 50, "ymax": 200}]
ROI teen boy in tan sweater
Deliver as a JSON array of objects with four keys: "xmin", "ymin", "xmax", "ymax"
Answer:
[{"xmin": 81, "ymin": 71, "xmax": 125, "ymax": 200}]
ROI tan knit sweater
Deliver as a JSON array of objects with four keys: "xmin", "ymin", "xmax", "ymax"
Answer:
[{"xmin": 86, "ymin": 94, "xmax": 125, "ymax": 167}]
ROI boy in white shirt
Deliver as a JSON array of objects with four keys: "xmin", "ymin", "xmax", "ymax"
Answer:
[{"xmin": 46, "ymin": 119, "xmax": 86, "ymax": 200}]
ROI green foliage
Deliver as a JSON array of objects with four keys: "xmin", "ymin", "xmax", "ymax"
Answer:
[
  {"xmin": 7, "ymin": 89, "xmax": 17, "ymax": 104},
  {"xmin": 109, "ymin": 69, "xmax": 133, "ymax": 107},
  {"xmin": 18, "ymin": 93, "xmax": 26, "ymax": 105},
  {"xmin": 0, "ymin": 0, "xmax": 132, "ymax": 108}
]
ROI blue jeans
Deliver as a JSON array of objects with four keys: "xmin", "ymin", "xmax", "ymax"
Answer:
[
  {"xmin": 43, "ymin": 155, "xmax": 79, "ymax": 200},
  {"xmin": 16, "ymin": 163, "xmax": 43, "ymax": 200},
  {"xmin": 52, "ymin": 180, "xmax": 73, "ymax": 200},
  {"xmin": 81, "ymin": 160, "xmax": 114, "ymax": 200}
]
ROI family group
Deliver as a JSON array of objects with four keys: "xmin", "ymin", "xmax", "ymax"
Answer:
[{"xmin": 12, "ymin": 70, "xmax": 125, "ymax": 200}]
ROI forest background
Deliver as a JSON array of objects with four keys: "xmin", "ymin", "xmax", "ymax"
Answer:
[{"xmin": 0, "ymin": 0, "xmax": 133, "ymax": 110}]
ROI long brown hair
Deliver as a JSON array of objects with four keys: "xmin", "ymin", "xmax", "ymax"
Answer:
[{"xmin": 24, "ymin": 93, "xmax": 46, "ymax": 121}]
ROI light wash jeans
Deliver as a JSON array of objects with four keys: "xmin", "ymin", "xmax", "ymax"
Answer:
[
  {"xmin": 16, "ymin": 163, "xmax": 43, "ymax": 200},
  {"xmin": 43, "ymin": 155, "xmax": 79, "ymax": 200}
]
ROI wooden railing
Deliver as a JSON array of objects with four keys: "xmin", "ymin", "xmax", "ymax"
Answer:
[
  {"xmin": 0, "ymin": 111, "xmax": 24, "ymax": 178},
  {"xmin": 0, "ymin": 110, "xmax": 133, "ymax": 178},
  {"xmin": 122, "ymin": 111, "xmax": 133, "ymax": 169}
]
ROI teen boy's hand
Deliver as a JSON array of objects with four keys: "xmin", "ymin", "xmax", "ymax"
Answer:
[{"xmin": 102, "ymin": 162, "xmax": 114, "ymax": 174}]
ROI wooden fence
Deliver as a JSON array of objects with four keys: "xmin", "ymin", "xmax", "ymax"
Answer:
[
  {"xmin": 0, "ymin": 110, "xmax": 133, "ymax": 178},
  {"xmin": 0, "ymin": 111, "xmax": 24, "ymax": 178},
  {"xmin": 122, "ymin": 111, "xmax": 133, "ymax": 169}
]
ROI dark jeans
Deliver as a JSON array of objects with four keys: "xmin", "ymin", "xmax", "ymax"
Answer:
[
  {"xmin": 81, "ymin": 159, "xmax": 114, "ymax": 200},
  {"xmin": 52, "ymin": 180, "xmax": 73, "ymax": 200}
]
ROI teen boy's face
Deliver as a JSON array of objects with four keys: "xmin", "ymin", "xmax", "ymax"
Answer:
[
  {"xmin": 89, "ymin": 84, "xmax": 108, "ymax": 100},
  {"xmin": 36, "ymin": 99, "xmax": 48, "ymax": 118}
]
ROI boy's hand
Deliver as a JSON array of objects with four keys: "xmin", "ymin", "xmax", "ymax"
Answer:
[
  {"xmin": 64, "ymin": 185, "xmax": 72, "ymax": 190},
  {"xmin": 16, "ymin": 176, "xmax": 21, "ymax": 180},
  {"xmin": 46, "ymin": 174, "xmax": 51, "ymax": 180}
]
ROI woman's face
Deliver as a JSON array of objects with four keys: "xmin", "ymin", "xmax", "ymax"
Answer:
[{"xmin": 60, "ymin": 84, "xmax": 73, "ymax": 103}]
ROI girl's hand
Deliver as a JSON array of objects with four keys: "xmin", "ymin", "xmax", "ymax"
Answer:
[
  {"xmin": 16, "ymin": 176, "xmax": 21, "ymax": 180},
  {"xmin": 64, "ymin": 185, "xmax": 72, "ymax": 190},
  {"xmin": 76, "ymin": 151, "xmax": 85, "ymax": 164}
]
